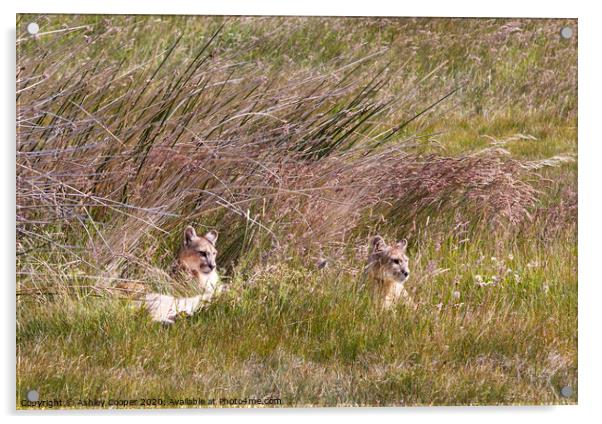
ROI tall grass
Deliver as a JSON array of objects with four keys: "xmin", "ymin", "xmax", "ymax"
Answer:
[{"xmin": 16, "ymin": 15, "xmax": 577, "ymax": 407}]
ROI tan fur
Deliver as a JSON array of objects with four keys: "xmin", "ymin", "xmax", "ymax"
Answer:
[
  {"xmin": 138, "ymin": 225, "xmax": 223, "ymax": 324},
  {"xmin": 112, "ymin": 281, "xmax": 147, "ymax": 297},
  {"xmin": 114, "ymin": 225, "xmax": 223, "ymax": 324},
  {"xmin": 170, "ymin": 225, "xmax": 220, "ymax": 293},
  {"xmin": 113, "ymin": 225, "xmax": 220, "ymax": 298},
  {"xmin": 364, "ymin": 235, "xmax": 415, "ymax": 309},
  {"xmin": 142, "ymin": 292, "xmax": 218, "ymax": 325}
]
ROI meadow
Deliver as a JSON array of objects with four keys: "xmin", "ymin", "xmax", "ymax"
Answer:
[{"xmin": 16, "ymin": 15, "xmax": 577, "ymax": 407}]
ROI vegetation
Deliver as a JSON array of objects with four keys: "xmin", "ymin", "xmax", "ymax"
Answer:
[{"xmin": 16, "ymin": 15, "xmax": 577, "ymax": 407}]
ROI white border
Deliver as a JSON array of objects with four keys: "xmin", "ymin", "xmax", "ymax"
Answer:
[
  {"xmin": 3, "ymin": 1, "xmax": 601, "ymax": 424},
  {"xmin": 8, "ymin": 0, "xmax": 581, "ymax": 18}
]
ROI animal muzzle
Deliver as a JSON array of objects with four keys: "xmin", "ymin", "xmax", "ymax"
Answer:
[{"xmin": 200, "ymin": 261, "xmax": 216, "ymax": 272}]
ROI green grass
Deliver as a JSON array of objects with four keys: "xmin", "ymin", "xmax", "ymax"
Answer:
[
  {"xmin": 16, "ymin": 15, "xmax": 577, "ymax": 407},
  {"xmin": 17, "ymin": 231, "xmax": 577, "ymax": 406}
]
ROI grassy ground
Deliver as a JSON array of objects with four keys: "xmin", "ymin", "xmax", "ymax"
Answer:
[{"xmin": 16, "ymin": 15, "xmax": 577, "ymax": 407}]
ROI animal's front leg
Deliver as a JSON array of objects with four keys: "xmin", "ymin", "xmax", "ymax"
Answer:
[
  {"xmin": 400, "ymin": 286, "xmax": 417, "ymax": 310},
  {"xmin": 393, "ymin": 283, "xmax": 417, "ymax": 310}
]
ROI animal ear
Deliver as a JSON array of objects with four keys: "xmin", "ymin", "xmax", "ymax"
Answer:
[
  {"xmin": 396, "ymin": 238, "xmax": 408, "ymax": 251},
  {"xmin": 183, "ymin": 226, "xmax": 197, "ymax": 247},
  {"xmin": 204, "ymin": 230, "xmax": 218, "ymax": 245},
  {"xmin": 371, "ymin": 235, "xmax": 386, "ymax": 253}
]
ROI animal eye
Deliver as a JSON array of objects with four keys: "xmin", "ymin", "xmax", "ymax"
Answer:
[
  {"xmin": 198, "ymin": 251, "xmax": 207, "ymax": 257},
  {"xmin": 392, "ymin": 259, "xmax": 401, "ymax": 265}
]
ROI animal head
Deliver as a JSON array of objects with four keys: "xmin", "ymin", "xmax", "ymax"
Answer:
[
  {"xmin": 177, "ymin": 225, "xmax": 219, "ymax": 275},
  {"xmin": 369, "ymin": 235, "xmax": 410, "ymax": 283}
]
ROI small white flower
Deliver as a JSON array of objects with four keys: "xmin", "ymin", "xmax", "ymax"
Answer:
[
  {"xmin": 508, "ymin": 253, "xmax": 514, "ymax": 260},
  {"xmin": 452, "ymin": 291, "xmax": 461, "ymax": 299}
]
